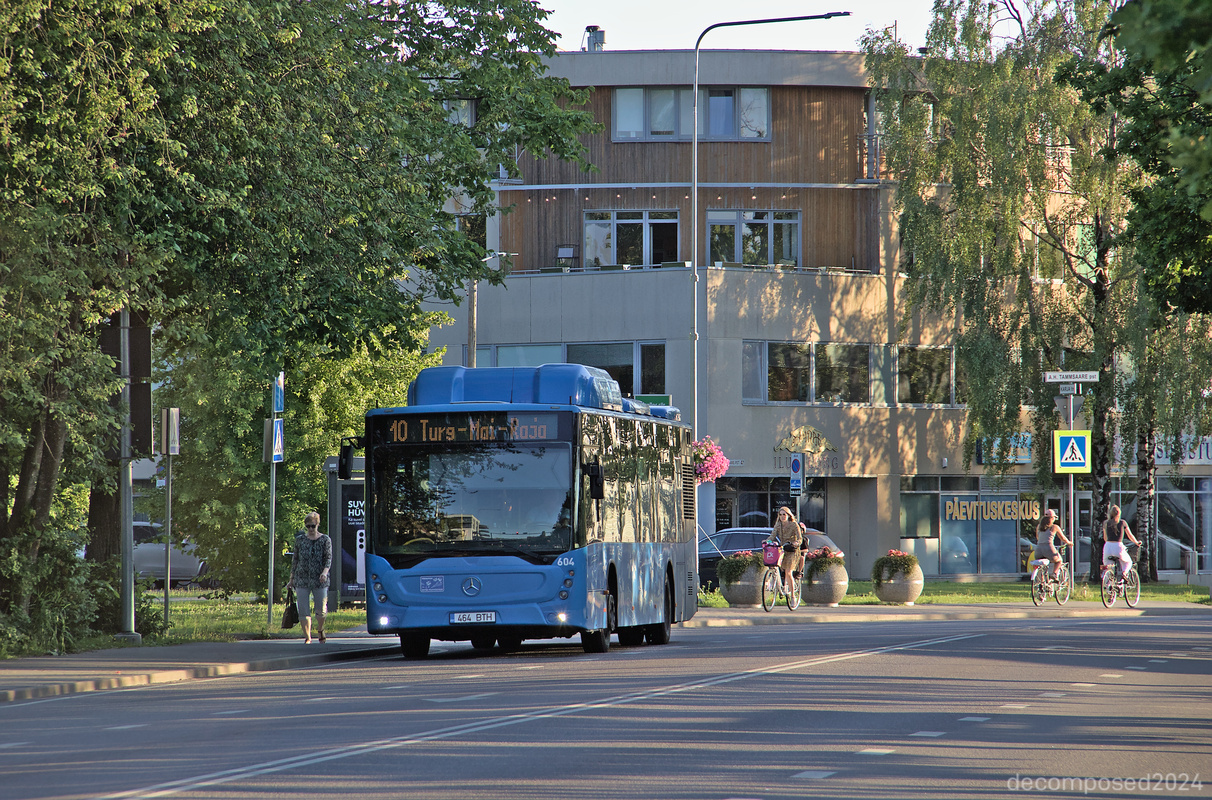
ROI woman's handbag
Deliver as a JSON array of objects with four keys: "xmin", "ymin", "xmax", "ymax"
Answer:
[{"xmin": 281, "ymin": 588, "xmax": 299, "ymax": 629}]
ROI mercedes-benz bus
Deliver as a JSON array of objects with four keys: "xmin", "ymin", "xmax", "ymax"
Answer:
[{"xmin": 339, "ymin": 363, "xmax": 698, "ymax": 657}]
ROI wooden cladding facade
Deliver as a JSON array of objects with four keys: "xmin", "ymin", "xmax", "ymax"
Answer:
[
  {"xmin": 499, "ymin": 85, "xmax": 879, "ymax": 273},
  {"xmin": 498, "ymin": 185, "xmax": 879, "ymax": 274},
  {"xmin": 521, "ymin": 85, "xmax": 867, "ymax": 186}
]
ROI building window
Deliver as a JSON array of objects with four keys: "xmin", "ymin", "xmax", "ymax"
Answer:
[
  {"xmin": 898, "ymin": 346, "xmax": 956, "ymax": 405},
  {"xmin": 612, "ymin": 87, "xmax": 770, "ymax": 141},
  {"xmin": 473, "ymin": 342, "xmax": 664, "ymax": 398},
  {"xmin": 566, "ymin": 341, "xmax": 665, "ymax": 398},
  {"xmin": 743, "ymin": 341, "xmax": 871, "ymax": 404},
  {"xmin": 444, "ymin": 98, "xmax": 476, "ymax": 128},
  {"xmin": 816, "ymin": 344, "xmax": 871, "ymax": 404},
  {"xmin": 584, "ymin": 210, "xmax": 679, "ymax": 268},
  {"xmin": 708, "ymin": 210, "xmax": 800, "ymax": 267}
]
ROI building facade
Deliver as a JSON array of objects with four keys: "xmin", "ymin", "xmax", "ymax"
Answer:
[{"xmin": 423, "ymin": 47, "xmax": 1211, "ymax": 583}]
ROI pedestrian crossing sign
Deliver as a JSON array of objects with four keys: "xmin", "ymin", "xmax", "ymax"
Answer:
[{"xmin": 1053, "ymin": 430, "xmax": 1091, "ymax": 473}]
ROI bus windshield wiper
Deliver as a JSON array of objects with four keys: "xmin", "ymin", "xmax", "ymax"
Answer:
[{"xmin": 482, "ymin": 539, "xmax": 553, "ymax": 565}]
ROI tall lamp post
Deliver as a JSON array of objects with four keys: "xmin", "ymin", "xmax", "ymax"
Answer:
[
  {"xmin": 468, "ymin": 252, "xmax": 516, "ymax": 367},
  {"xmin": 690, "ymin": 12, "xmax": 849, "ymax": 438}
]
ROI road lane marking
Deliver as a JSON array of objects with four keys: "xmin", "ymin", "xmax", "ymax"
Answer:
[
  {"xmin": 1039, "ymin": 692, "xmax": 1067, "ymax": 697},
  {"xmin": 97, "ymin": 631, "xmax": 983, "ymax": 800},
  {"xmin": 1070, "ymin": 683, "xmax": 1096, "ymax": 687},
  {"xmin": 211, "ymin": 710, "xmax": 249, "ymax": 716},
  {"xmin": 793, "ymin": 770, "xmax": 836, "ymax": 779},
  {"xmin": 858, "ymin": 748, "xmax": 896, "ymax": 755},
  {"xmin": 910, "ymin": 731, "xmax": 945, "ymax": 737},
  {"xmin": 1124, "ymin": 666, "xmax": 1147, "ymax": 670},
  {"xmin": 424, "ymin": 692, "xmax": 500, "ymax": 703},
  {"xmin": 1148, "ymin": 659, "xmax": 1168, "ymax": 663},
  {"xmin": 0, "ymin": 742, "xmax": 30, "ymax": 749},
  {"xmin": 105, "ymin": 724, "xmax": 149, "ymax": 731},
  {"xmin": 1099, "ymin": 673, "xmax": 1123, "ymax": 678},
  {"xmin": 958, "ymin": 717, "xmax": 989, "ymax": 722},
  {"xmin": 1000, "ymin": 704, "xmax": 1030, "ymax": 708}
]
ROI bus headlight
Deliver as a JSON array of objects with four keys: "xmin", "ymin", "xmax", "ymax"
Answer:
[
  {"xmin": 378, "ymin": 594, "xmax": 388, "ymax": 603},
  {"xmin": 563, "ymin": 578, "xmax": 573, "ymax": 588},
  {"xmin": 559, "ymin": 590, "xmax": 569, "ymax": 599}
]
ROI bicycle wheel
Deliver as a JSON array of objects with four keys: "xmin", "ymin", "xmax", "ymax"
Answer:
[
  {"xmin": 1101, "ymin": 566, "xmax": 1118, "ymax": 608},
  {"xmin": 1123, "ymin": 568, "xmax": 1140, "ymax": 608},
  {"xmin": 1031, "ymin": 571, "xmax": 1047, "ymax": 606},
  {"xmin": 761, "ymin": 568, "xmax": 780, "ymax": 612},
  {"xmin": 1055, "ymin": 566, "xmax": 1071, "ymax": 605},
  {"xmin": 786, "ymin": 575, "xmax": 801, "ymax": 610}
]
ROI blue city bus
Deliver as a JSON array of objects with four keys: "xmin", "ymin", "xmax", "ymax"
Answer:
[{"xmin": 339, "ymin": 364, "xmax": 698, "ymax": 657}]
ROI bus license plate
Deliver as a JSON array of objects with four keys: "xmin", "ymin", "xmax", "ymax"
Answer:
[{"xmin": 449, "ymin": 611, "xmax": 496, "ymax": 624}]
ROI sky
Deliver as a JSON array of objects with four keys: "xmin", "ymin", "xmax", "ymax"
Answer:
[{"xmin": 536, "ymin": 0, "xmax": 937, "ymax": 54}]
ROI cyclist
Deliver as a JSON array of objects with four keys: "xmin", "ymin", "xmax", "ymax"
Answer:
[
  {"xmin": 772, "ymin": 506, "xmax": 802, "ymax": 593},
  {"xmin": 1102, "ymin": 504, "xmax": 1140, "ymax": 578},
  {"xmin": 1034, "ymin": 509, "xmax": 1071, "ymax": 582}
]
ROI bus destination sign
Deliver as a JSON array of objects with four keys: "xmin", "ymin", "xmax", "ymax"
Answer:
[{"xmin": 380, "ymin": 412, "xmax": 560, "ymax": 444}]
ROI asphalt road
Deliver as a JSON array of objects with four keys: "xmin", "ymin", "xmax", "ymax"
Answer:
[{"xmin": 5, "ymin": 615, "xmax": 1210, "ymax": 800}]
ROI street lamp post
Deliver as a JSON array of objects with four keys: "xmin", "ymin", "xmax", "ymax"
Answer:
[
  {"xmin": 468, "ymin": 252, "xmax": 516, "ymax": 368},
  {"xmin": 690, "ymin": 12, "xmax": 849, "ymax": 439}
]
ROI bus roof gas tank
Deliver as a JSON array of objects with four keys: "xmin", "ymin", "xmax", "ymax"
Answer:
[{"xmin": 408, "ymin": 364, "xmax": 626, "ymax": 411}]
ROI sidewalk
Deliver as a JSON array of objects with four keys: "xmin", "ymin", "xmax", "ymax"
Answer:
[{"xmin": 2, "ymin": 601, "xmax": 1207, "ymax": 703}]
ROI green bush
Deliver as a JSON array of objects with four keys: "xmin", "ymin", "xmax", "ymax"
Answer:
[{"xmin": 0, "ymin": 524, "xmax": 99, "ymax": 657}]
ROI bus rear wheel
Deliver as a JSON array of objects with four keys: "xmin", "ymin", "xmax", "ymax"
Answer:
[
  {"xmin": 470, "ymin": 636, "xmax": 496, "ymax": 651},
  {"xmin": 400, "ymin": 634, "xmax": 430, "ymax": 659}
]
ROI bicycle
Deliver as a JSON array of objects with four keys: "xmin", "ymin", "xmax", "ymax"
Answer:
[
  {"xmin": 1029, "ymin": 549, "xmax": 1071, "ymax": 606},
  {"xmin": 1101, "ymin": 557, "xmax": 1140, "ymax": 608},
  {"xmin": 760, "ymin": 539, "xmax": 800, "ymax": 612}
]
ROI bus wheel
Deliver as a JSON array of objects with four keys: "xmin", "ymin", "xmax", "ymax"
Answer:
[
  {"xmin": 496, "ymin": 635, "xmax": 523, "ymax": 652},
  {"xmin": 581, "ymin": 592, "xmax": 616, "ymax": 653},
  {"xmin": 617, "ymin": 627, "xmax": 645, "ymax": 646},
  {"xmin": 470, "ymin": 636, "xmax": 496, "ymax": 651},
  {"xmin": 580, "ymin": 629, "xmax": 609, "ymax": 653},
  {"xmin": 646, "ymin": 579, "xmax": 673, "ymax": 645},
  {"xmin": 400, "ymin": 634, "xmax": 430, "ymax": 659}
]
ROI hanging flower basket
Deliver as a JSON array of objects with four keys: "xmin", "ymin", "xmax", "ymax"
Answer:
[{"xmin": 692, "ymin": 436, "xmax": 730, "ymax": 485}]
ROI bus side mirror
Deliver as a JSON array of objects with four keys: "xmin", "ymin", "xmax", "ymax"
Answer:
[
  {"xmin": 585, "ymin": 464, "xmax": 604, "ymax": 500},
  {"xmin": 338, "ymin": 443, "xmax": 353, "ymax": 480}
]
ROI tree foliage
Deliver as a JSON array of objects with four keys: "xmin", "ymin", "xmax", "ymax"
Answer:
[
  {"xmin": 862, "ymin": 0, "xmax": 1212, "ymax": 579},
  {"xmin": 0, "ymin": 0, "xmax": 595, "ymax": 644}
]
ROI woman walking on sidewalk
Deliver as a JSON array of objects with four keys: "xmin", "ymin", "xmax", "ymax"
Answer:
[{"xmin": 289, "ymin": 512, "xmax": 332, "ymax": 644}]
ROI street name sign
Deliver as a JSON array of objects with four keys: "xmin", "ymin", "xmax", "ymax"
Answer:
[{"xmin": 1045, "ymin": 370, "xmax": 1099, "ymax": 383}]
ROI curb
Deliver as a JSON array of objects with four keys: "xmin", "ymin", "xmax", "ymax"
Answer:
[{"xmin": 0, "ymin": 645, "xmax": 397, "ymax": 704}]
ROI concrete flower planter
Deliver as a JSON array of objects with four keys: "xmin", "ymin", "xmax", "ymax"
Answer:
[
  {"xmin": 873, "ymin": 563, "xmax": 924, "ymax": 605},
  {"xmin": 719, "ymin": 563, "xmax": 764, "ymax": 607},
  {"xmin": 802, "ymin": 561, "xmax": 848, "ymax": 606}
]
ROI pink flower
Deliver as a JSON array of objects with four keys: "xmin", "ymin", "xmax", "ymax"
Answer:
[{"xmin": 692, "ymin": 436, "xmax": 730, "ymax": 485}]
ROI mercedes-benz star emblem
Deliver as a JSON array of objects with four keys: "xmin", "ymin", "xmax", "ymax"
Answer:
[{"xmin": 461, "ymin": 577, "xmax": 482, "ymax": 597}]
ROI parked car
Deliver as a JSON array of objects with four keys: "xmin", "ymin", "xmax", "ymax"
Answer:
[
  {"xmin": 698, "ymin": 526, "xmax": 844, "ymax": 589},
  {"xmin": 132, "ymin": 522, "xmax": 209, "ymax": 587}
]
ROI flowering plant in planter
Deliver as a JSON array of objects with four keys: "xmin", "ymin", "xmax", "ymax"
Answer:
[
  {"xmin": 802, "ymin": 546, "xmax": 846, "ymax": 583},
  {"xmin": 871, "ymin": 549, "xmax": 919, "ymax": 588},
  {"xmin": 716, "ymin": 550, "xmax": 763, "ymax": 587},
  {"xmin": 692, "ymin": 436, "xmax": 730, "ymax": 485}
]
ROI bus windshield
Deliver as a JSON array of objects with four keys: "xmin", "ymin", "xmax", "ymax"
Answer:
[{"xmin": 371, "ymin": 442, "xmax": 575, "ymax": 562}]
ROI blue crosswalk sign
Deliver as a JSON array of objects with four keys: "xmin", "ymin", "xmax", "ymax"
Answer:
[{"xmin": 1053, "ymin": 431, "xmax": 1091, "ymax": 473}]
